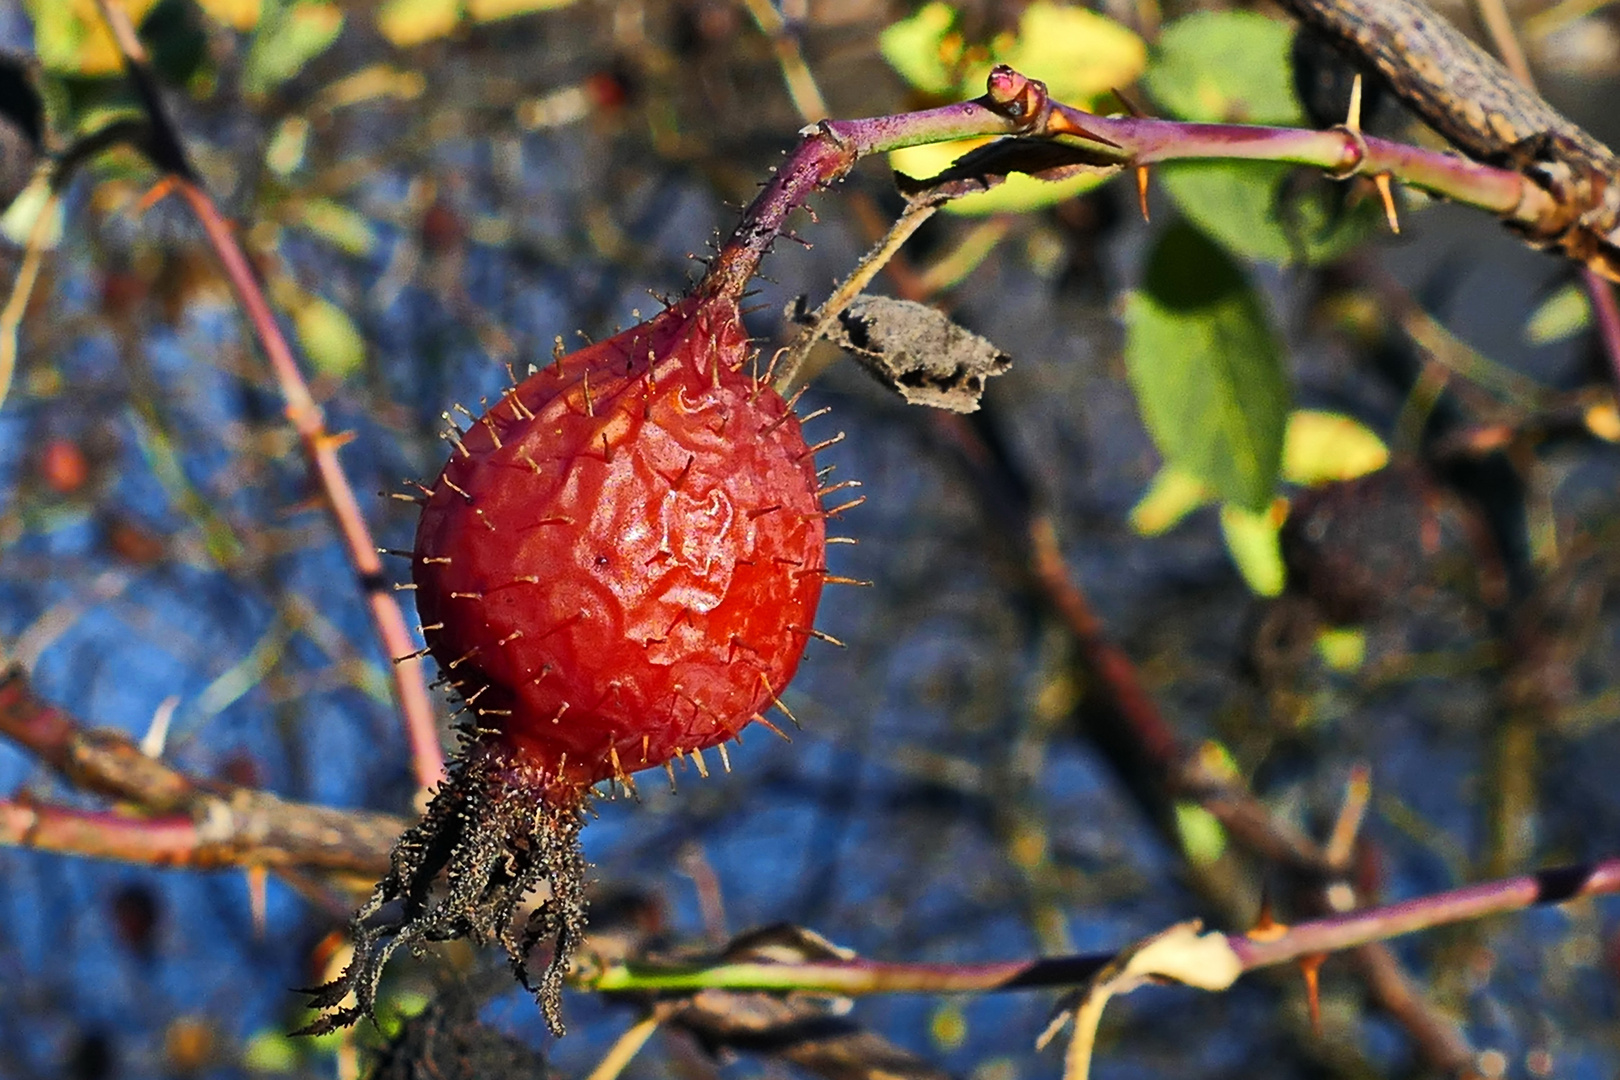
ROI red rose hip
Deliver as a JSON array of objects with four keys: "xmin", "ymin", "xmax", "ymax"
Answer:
[{"xmin": 413, "ymin": 293, "xmax": 825, "ymax": 792}]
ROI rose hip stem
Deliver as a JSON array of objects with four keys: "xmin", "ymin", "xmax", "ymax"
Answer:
[{"xmin": 701, "ymin": 71, "xmax": 1040, "ymax": 303}]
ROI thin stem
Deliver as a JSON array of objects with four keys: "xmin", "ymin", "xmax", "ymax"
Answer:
[
  {"xmin": 772, "ymin": 197, "xmax": 941, "ymax": 390},
  {"xmin": 173, "ymin": 183, "xmax": 444, "ymax": 791},
  {"xmin": 0, "ymin": 187, "xmax": 56, "ymax": 412},
  {"xmin": 703, "ymin": 95, "xmax": 1033, "ymax": 301},
  {"xmin": 1233, "ymin": 858, "xmax": 1620, "ymax": 970},
  {"xmin": 1057, "ymin": 110, "xmax": 1534, "ymax": 218},
  {"xmin": 90, "ymin": 0, "xmax": 445, "ymax": 792},
  {"xmin": 0, "ymin": 802, "xmax": 204, "ymax": 864},
  {"xmin": 587, "ymin": 858, "xmax": 1620, "ymax": 997},
  {"xmin": 0, "ymin": 668, "xmax": 406, "ymax": 874},
  {"xmin": 584, "ymin": 1011, "xmax": 665, "ymax": 1080}
]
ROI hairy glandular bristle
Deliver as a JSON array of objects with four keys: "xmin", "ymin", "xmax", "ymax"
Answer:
[{"xmin": 302, "ymin": 742, "xmax": 587, "ymax": 1037}]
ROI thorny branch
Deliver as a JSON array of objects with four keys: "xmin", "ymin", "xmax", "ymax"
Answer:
[
  {"xmin": 90, "ymin": 0, "xmax": 445, "ymax": 792},
  {"xmin": 704, "ymin": 62, "xmax": 1580, "ymax": 307},
  {"xmin": 581, "ymin": 858, "xmax": 1620, "ymax": 994},
  {"xmin": 0, "ymin": 668, "xmax": 403, "ymax": 876},
  {"xmin": 1279, "ymin": 0, "xmax": 1620, "ymax": 277}
]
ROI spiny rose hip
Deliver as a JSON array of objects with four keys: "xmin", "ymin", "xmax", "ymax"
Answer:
[
  {"xmin": 307, "ymin": 293, "xmax": 848, "ymax": 1039},
  {"xmin": 413, "ymin": 293, "xmax": 826, "ymax": 791}
]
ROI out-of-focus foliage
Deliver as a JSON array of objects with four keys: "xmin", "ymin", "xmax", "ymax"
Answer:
[
  {"xmin": 375, "ymin": 0, "xmax": 580, "ymax": 47},
  {"xmin": 1524, "ymin": 281, "xmax": 1591, "ymax": 344},
  {"xmin": 1131, "ymin": 410, "xmax": 1390, "ymax": 595}
]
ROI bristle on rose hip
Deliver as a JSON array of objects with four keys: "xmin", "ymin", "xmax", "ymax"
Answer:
[{"xmin": 305, "ymin": 292, "xmax": 837, "ymax": 1038}]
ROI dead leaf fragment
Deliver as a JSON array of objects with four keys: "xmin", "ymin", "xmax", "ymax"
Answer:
[{"xmin": 819, "ymin": 295, "xmax": 1011, "ymax": 413}]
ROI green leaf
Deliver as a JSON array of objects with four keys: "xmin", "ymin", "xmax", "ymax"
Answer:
[
  {"xmin": 1145, "ymin": 11, "xmax": 1376, "ymax": 265},
  {"xmin": 1129, "ymin": 465, "xmax": 1212, "ymax": 536},
  {"xmin": 244, "ymin": 1, "xmax": 344, "ymax": 97},
  {"xmin": 1524, "ymin": 282, "xmax": 1591, "ymax": 345},
  {"xmin": 1143, "ymin": 10, "xmax": 1301, "ymax": 125},
  {"xmin": 1315, "ymin": 626, "xmax": 1366, "ymax": 671},
  {"xmin": 1282, "ymin": 410, "xmax": 1388, "ymax": 485},
  {"xmin": 292, "ymin": 292, "xmax": 366, "ymax": 379},
  {"xmin": 878, "ymin": 2, "xmax": 960, "ymax": 96},
  {"xmin": 376, "ymin": 0, "xmax": 462, "ymax": 46},
  {"xmin": 1123, "ymin": 222, "xmax": 1289, "ymax": 512},
  {"xmin": 997, "ymin": 2, "xmax": 1147, "ymax": 105},
  {"xmin": 293, "ymin": 197, "xmax": 376, "ymax": 256},
  {"xmin": 889, "ymin": 139, "xmax": 1111, "ymax": 216},
  {"xmin": 242, "ymin": 1030, "xmax": 301, "ymax": 1073},
  {"xmin": 1173, "ymin": 801, "xmax": 1227, "ymax": 865},
  {"xmin": 1160, "ymin": 161, "xmax": 1379, "ymax": 265},
  {"xmin": 1218, "ymin": 500, "xmax": 1286, "ymax": 596}
]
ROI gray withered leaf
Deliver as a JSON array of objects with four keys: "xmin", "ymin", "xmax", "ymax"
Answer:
[{"xmin": 816, "ymin": 295, "xmax": 1012, "ymax": 413}]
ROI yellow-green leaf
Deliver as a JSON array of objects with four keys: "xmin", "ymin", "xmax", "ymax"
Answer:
[
  {"xmin": 878, "ymin": 1, "xmax": 960, "ymax": 96},
  {"xmin": 242, "ymin": 1031, "xmax": 301, "ymax": 1073},
  {"xmin": 1315, "ymin": 626, "xmax": 1366, "ymax": 672},
  {"xmin": 1585, "ymin": 401, "xmax": 1620, "ymax": 442},
  {"xmin": 376, "ymin": 0, "xmax": 462, "ymax": 47},
  {"xmin": 467, "ymin": 0, "xmax": 578, "ymax": 21},
  {"xmin": 265, "ymin": 116, "xmax": 309, "ymax": 175},
  {"xmin": 244, "ymin": 1, "xmax": 344, "ymax": 96},
  {"xmin": 1282, "ymin": 410, "xmax": 1388, "ymax": 486},
  {"xmin": 293, "ymin": 198, "xmax": 376, "ymax": 256},
  {"xmin": 996, "ymin": 1, "xmax": 1147, "ymax": 104},
  {"xmin": 1173, "ymin": 801, "xmax": 1227, "ymax": 865},
  {"xmin": 1219, "ymin": 499, "xmax": 1288, "ymax": 597},
  {"xmin": 1, "ymin": 175, "xmax": 64, "ymax": 249},
  {"xmin": 883, "ymin": 2, "xmax": 1144, "ymax": 214},
  {"xmin": 929, "ymin": 1002, "xmax": 968, "ymax": 1052},
  {"xmin": 1524, "ymin": 282, "xmax": 1590, "ymax": 345},
  {"xmin": 292, "ymin": 293, "xmax": 366, "ymax": 379},
  {"xmin": 1194, "ymin": 739, "xmax": 1241, "ymax": 783},
  {"xmin": 889, "ymin": 139, "xmax": 1111, "ymax": 216},
  {"xmin": 196, "ymin": 0, "xmax": 262, "ymax": 31},
  {"xmin": 1129, "ymin": 465, "xmax": 1212, "ymax": 536},
  {"xmin": 26, "ymin": 0, "xmax": 161, "ymax": 75}
]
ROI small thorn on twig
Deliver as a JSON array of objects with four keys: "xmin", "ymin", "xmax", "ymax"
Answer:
[
  {"xmin": 131, "ymin": 177, "xmax": 180, "ymax": 218},
  {"xmin": 1300, "ymin": 954, "xmax": 1327, "ymax": 1037},
  {"xmin": 1325, "ymin": 763, "xmax": 1373, "ymax": 870},
  {"xmin": 1373, "ymin": 173, "xmax": 1401, "ymax": 234},
  {"xmin": 1345, "ymin": 74, "xmax": 1364, "ymax": 133},
  {"xmin": 1135, "ymin": 166, "xmax": 1151, "ymax": 223}
]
